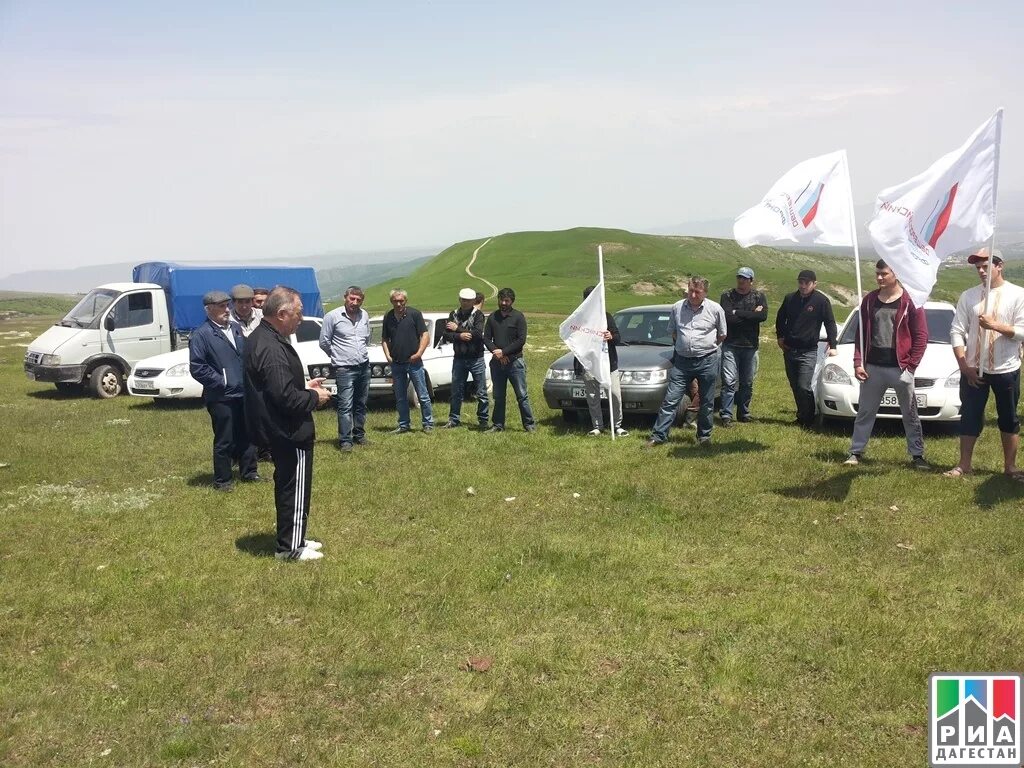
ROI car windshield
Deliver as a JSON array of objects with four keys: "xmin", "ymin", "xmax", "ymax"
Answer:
[
  {"xmin": 838, "ymin": 308, "xmax": 954, "ymax": 345},
  {"xmin": 62, "ymin": 289, "xmax": 119, "ymax": 329},
  {"xmin": 614, "ymin": 310, "xmax": 674, "ymax": 347},
  {"xmin": 368, "ymin": 320, "xmax": 384, "ymax": 346}
]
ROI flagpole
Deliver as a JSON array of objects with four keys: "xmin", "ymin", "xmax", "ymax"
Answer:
[
  {"xmin": 979, "ymin": 108, "xmax": 1003, "ymax": 378},
  {"xmin": 841, "ymin": 150, "xmax": 865, "ymax": 356},
  {"xmin": 598, "ymin": 245, "xmax": 615, "ymax": 441}
]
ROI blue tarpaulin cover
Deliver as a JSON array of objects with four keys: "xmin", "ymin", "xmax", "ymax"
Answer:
[{"xmin": 132, "ymin": 262, "xmax": 323, "ymax": 332}]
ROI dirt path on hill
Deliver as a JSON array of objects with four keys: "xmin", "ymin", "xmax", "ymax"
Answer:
[{"xmin": 466, "ymin": 237, "xmax": 498, "ymax": 299}]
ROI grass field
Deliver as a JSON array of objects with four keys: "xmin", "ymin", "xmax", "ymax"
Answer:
[{"xmin": 3, "ymin": 306, "xmax": 1024, "ymax": 767}]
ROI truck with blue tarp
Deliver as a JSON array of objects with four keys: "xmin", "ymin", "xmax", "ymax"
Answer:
[{"xmin": 23, "ymin": 262, "xmax": 322, "ymax": 398}]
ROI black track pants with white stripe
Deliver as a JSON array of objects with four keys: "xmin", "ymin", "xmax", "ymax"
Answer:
[{"xmin": 270, "ymin": 440, "xmax": 313, "ymax": 556}]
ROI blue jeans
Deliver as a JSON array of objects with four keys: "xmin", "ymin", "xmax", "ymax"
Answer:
[
  {"xmin": 335, "ymin": 361, "xmax": 370, "ymax": 445},
  {"xmin": 490, "ymin": 357, "xmax": 535, "ymax": 429},
  {"xmin": 651, "ymin": 351, "xmax": 720, "ymax": 441},
  {"xmin": 784, "ymin": 349, "xmax": 818, "ymax": 425},
  {"xmin": 391, "ymin": 361, "xmax": 433, "ymax": 429},
  {"xmin": 450, "ymin": 357, "xmax": 489, "ymax": 425},
  {"xmin": 719, "ymin": 344, "xmax": 759, "ymax": 421}
]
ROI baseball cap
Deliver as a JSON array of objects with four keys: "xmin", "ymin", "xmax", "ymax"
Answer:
[
  {"xmin": 202, "ymin": 290, "xmax": 231, "ymax": 306},
  {"xmin": 458, "ymin": 288, "xmax": 477, "ymax": 300},
  {"xmin": 230, "ymin": 284, "xmax": 255, "ymax": 300},
  {"xmin": 798, "ymin": 269, "xmax": 817, "ymax": 282},
  {"xmin": 968, "ymin": 248, "xmax": 1003, "ymax": 265},
  {"xmin": 737, "ymin": 267, "xmax": 755, "ymax": 279}
]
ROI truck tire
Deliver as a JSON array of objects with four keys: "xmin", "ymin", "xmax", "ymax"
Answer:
[
  {"xmin": 89, "ymin": 364, "xmax": 124, "ymax": 399},
  {"xmin": 55, "ymin": 382, "xmax": 81, "ymax": 395}
]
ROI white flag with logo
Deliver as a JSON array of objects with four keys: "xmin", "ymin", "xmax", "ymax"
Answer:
[
  {"xmin": 867, "ymin": 109, "xmax": 1002, "ymax": 307},
  {"xmin": 559, "ymin": 283, "xmax": 610, "ymax": 387},
  {"xmin": 733, "ymin": 150, "xmax": 854, "ymax": 248}
]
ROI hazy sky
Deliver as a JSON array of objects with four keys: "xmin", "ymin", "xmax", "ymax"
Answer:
[{"xmin": 2, "ymin": 1, "xmax": 1022, "ymax": 277}]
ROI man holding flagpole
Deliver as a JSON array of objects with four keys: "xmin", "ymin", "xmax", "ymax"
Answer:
[
  {"xmin": 944, "ymin": 249, "xmax": 1024, "ymax": 479},
  {"xmin": 564, "ymin": 285, "xmax": 626, "ymax": 437}
]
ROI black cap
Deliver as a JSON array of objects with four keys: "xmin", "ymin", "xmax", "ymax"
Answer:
[{"xmin": 797, "ymin": 270, "xmax": 817, "ymax": 282}]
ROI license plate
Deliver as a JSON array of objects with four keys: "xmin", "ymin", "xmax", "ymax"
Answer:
[
  {"xmin": 571, "ymin": 386, "xmax": 607, "ymax": 400},
  {"xmin": 134, "ymin": 380, "xmax": 156, "ymax": 390},
  {"xmin": 325, "ymin": 383, "xmax": 337, "ymax": 395},
  {"xmin": 881, "ymin": 391, "xmax": 926, "ymax": 407},
  {"xmin": 26, "ymin": 371, "xmax": 35, "ymax": 381}
]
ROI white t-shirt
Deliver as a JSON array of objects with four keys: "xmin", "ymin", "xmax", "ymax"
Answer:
[{"xmin": 950, "ymin": 280, "xmax": 1024, "ymax": 373}]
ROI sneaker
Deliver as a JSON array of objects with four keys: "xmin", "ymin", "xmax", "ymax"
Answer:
[
  {"xmin": 440, "ymin": 421, "xmax": 460, "ymax": 429},
  {"xmin": 275, "ymin": 547, "xmax": 324, "ymax": 562},
  {"xmin": 587, "ymin": 428, "xmax": 601, "ymax": 436},
  {"xmin": 697, "ymin": 437, "xmax": 711, "ymax": 447},
  {"xmin": 339, "ymin": 442, "xmax": 353, "ymax": 452},
  {"xmin": 614, "ymin": 427, "xmax": 629, "ymax": 437},
  {"xmin": 738, "ymin": 416, "xmax": 754, "ymax": 423},
  {"xmin": 304, "ymin": 539, "xmax": 323, "ymax": 551},
  {"xmin": 642, "ymin": 438, "xmax": 662, "ymax": 449},
  {"xmin": 477, "ymin": 423, "xmax": 489, "ymax": 431},
  {"xmin": 213, "ymin": 483, "xmax": 234, "ymax": 493},
  {"xmin": 910, "ymin": 455, "xmax": 931, "ymax": 470},
  {"xmin": 485, "ymin": 425, "xmax": 505, "ymax": 433},
  {"xmin": 390, "ymin": 427, "xmax": 411, "ymax": 434},
  {"xmin": 240, "ymin": 474, "xmax": 265, "ymax": 482},
  {"xmin": 524, "ymin": 425, "xmax": 536, "ymax": 433},
  {"xmin": 843, "ymin": 454, "xmax": 860, "ymax": 466},
  {"xmin": 720, "ymin": 419, "xmax": 733, "ymax": 429},
  {"xmin": 423, "ymin": 425, "xmax": 434, "ymax": 433},
  {"xmin": 354, "ymin": 437, "xmax": 370, "ymax": 446}
]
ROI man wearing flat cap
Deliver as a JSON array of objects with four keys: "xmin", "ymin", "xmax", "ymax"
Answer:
[
  {"xmin": 442, "ymin": 288, "xmax": 489, "ymax": 429},
  {"xmin": 945, "ymin": 248, "xmax": 1024, "ymax": 479},
  {"xmin": 189, "ymin": 289, "xmax": 259, "ymax": 491},
  {"xmin": 229, "ymin": 284, "xmax": 263, "ymax": 337},
  {"xmin": 775, "ymin": 269, "xmax": 838, "ymax": 427},
  {"xmin": 719, "ymin": 267, "xmax": 768, "ymax": 425}
]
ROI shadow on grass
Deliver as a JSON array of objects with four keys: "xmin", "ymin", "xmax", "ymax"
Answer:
[
  {"xmin": 669, "ymin": 439, "xmax": 767, "ymax": 458},
  {"xmin": 131, "ymin": 398, "xmax": 204, "ymax": 411},
  {"xmin": 775, "ymin": 469, "xmax": 876, "ymax": 502},
  {"xmin": 186, "ymin": 473, "xmax": 216, "ymax": 488},
  {"xmin": 25, "ymin": 388, "xmax": 86, "ymax": 401},
  {"xmin": 235, "ymin": 532, "xmax": 277, "ymax": 557},
  {"xmin": 974, "ymin": 473, "xmax": 1024, "ymax": 509}
]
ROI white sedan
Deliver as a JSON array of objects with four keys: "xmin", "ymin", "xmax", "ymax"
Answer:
[
  {"xmin": 128, "ymin": 317, "xmax": 332, "ymax": 400},
  {"xmin": 815, "ymin": 301, "xmax": 962, "ymax": 422}
]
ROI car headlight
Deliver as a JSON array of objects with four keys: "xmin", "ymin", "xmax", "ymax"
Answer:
[
  {"xmin": 383, "ymin": 364, "xmax": 391, "ymax": 377},
  {"xmin": 308, "ymin": 365, "xmax": 330, "ymax": 378},
  {"xmin": 165, "ymin": 362, "xmax": 189, "ymax": 377},
  {"xmin": 620, "ymin": 369, "xmax": 668, "ymax": 384},
  {"xmin": 41, "ymin": 354, "xmax": 62, "ymax": 366},
  {"xmin": 945, "ymin": 370, "xmax": 961, "ymax": 388},
  {"xmin": 821, "ymin": 363, "xmax": 852, "ymax": 385},
  {"xmin": 545, "ymin": 369, "xmax": 574, "ymax": 381}
]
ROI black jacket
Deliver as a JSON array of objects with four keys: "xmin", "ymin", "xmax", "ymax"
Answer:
[
  {"xmin": 720, "ymin": 289, "xmax": 768, "ymax": 349},
  {"xmin": 442, "ymin": 307, "xmax": 485, "ymax": 359},
  {"xmin": 484, "ymin": 309, "xmax": 527, "ymax": 361},
  {"xmin": 243, "ymin": 320, "xmax": 319, "ymax": 447},
  {"xmin": 574, "ymin": 312, "xmax": 620, "ymax": 375},
  {"xmin": 775, "ymin": 290, "xmax": 838, "ymax": 351},
  {"xmin": 189, "ymin": 319, "xmax": 246, "ymax": 404}
]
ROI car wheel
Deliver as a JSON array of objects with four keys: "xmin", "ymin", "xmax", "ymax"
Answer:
[
  {"xmin": 54, "ymin": 382, "xmax": 81, "ymax": 395},
  {"xmin": 89, "ymin": 364, "xmax": 124, "ymax": 399},
  {"xmin": 561, "ymin": 409, "xmax": 579, "ymax": 423}
]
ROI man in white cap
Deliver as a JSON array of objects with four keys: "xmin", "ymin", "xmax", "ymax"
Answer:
[
  {"xmin": 719, "ymin": 267, "xmax": 768, "ymax": 425},
  {"xmin": 945, "ymin": 248, "xmax": 1024, "ymax": 479},
  {"xmin": 441, "ymin": 288, "xmax": 489, "ymax": 429}
]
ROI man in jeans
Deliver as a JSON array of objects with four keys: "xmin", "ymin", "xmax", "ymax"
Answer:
[
  {"xmin": 484, "ymin": 287, "xmax": 536, "ymax": 433},
  {"xmin": 382, "ymin": 289, "xmax": 433, "ymax": 434},
  {"xmin": 442, "ymin": 288, "xmax": 489, "ymax": 429},
  {"xmin": 944, "ymin": 249, "xmax": 1024, "ymax": 478},
  {"xmin": 319, "ymin": 285, "xmax": 371, "ymax": 452},
  {"xmin": 645, "ymin": 276, "xmax": 727, "ymax": 448},
  {"xmin": 719, "ymin": 267, "xmax": 768, "ymax": 426},
  {"xmin": 775, "ymin": 269, "xmax": 838, "ymax": 427},
  {"xmin": 844, "ymin": 260, "xmax": 929, "ymax": 469}
]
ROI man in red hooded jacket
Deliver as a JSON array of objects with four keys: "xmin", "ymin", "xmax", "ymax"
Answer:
[{"xmin": 844, "ymin": 260, "xmax": 929, "ymax": 469}]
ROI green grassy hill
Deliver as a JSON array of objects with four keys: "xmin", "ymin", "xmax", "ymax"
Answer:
[
  {"xmin": 360, "ymin": 227, "xmax": 986, "ymax": 315},
  {"xmin": 0, "ymin": 291, "xmax": 78, "ymax": 317}
]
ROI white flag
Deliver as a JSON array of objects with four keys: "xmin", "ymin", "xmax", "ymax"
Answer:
[
  {"xmin": 867, "ymin": 109, "xmax": 1001, "ymax": 307},
  {"xmin": 733, "ymin": 150, "xmax": 854, "ymax": 248},
  {"xmin": 559, "ymin": 283, "xmax": 610, "ymax": 387}
]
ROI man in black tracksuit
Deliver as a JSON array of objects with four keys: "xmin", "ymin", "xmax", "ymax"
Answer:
[
  {"xmin": 775, "ymin": 269, "xmax": 838, "ymax": 427},
  {"xmin": 244, "ymin": 287, "xmax": 331, "ymax": 562}
]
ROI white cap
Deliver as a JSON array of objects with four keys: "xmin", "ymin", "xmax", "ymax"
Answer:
[{"xmin": 458, "ymin": 288, "xmax": 476, "ymax": 300}]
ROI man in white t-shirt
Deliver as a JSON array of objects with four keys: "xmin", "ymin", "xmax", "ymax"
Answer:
[{"xmin": 945, "ymin": 248, "xmax": 1024, "ymax": 478}]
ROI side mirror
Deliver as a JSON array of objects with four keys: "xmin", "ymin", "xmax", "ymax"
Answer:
[{"xmin": 104, "ymin": 316, "xmax": 116, "ymax": 332}]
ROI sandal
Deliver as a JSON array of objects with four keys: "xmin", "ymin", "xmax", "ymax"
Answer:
[{"xmin": 942, "ymin": 467, "xmax": 971, "ymax": 478}]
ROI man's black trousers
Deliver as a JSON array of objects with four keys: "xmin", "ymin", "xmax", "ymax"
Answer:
[
  {"xmin": 207, "ymin": 399, "xmax": 258, "ymax": 488},
  {"xmin": 271, "ymin": 440, "xmax": 314, "ymax": 556}
]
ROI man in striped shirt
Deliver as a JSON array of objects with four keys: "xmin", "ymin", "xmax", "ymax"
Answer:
[{"xmin": 945, "ymin": 249, "xmax": 1024, "ymax": 479}]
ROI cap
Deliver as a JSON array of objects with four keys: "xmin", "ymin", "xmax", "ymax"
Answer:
[
  {"xmin": 458, "ymin": 288, "xmax": 477, "ymax": 300},
  {"xmin": 737, "ymin": 267, "xmax": 755, "ymax": 279},
  {"xmin": 230, "ymin": 284, "xmax": 255, "ymax": 300},
  {"xmin": 798, "ymin": 269, "xmax": 817, "ymax": 282},
  {"xmin": 968, "ymin": 248, "xmax": 1003, "ymax": 265},
  {"xmin": 202, "ymin": 290, "xmax": 231, "ymax": 306}
]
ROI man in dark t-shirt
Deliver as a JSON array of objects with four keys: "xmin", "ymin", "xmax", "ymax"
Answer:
[
  {"xmin": 719, "ymin": 267, "xmax": 768, "ymax": 425},
  {"xmin": 483, "ymin": 287, "xmax": 536, "ymax": 432},
  {"xmin": 382, "ymin": 289, "xmax": 434, "ymax": 433}
]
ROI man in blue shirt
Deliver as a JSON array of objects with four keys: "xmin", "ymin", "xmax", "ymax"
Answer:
[
  {"xmin": 645, "ymin": 276, "xmax": 727, "ymax": 447},
  {"xmin": 319, "ymin": 286, "xmax": 372, "ymax": 451}
]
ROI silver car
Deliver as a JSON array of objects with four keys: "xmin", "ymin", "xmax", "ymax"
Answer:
[{"xmin": 543, "ymin": 304, "xmax": 692, "ymax": 424}]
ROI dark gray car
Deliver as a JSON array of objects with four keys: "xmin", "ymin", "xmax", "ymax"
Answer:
[{"xmin": 543, "ymin": 304, "xmax": 692, "ymax": 424}]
